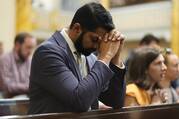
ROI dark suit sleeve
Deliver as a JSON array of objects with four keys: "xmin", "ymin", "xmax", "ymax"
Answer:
[
  {"xmin": 99, "ymin": 63, "xmax": 126, "ymax": 109},
  {"xmin": 35, "ymin": 46, "xmax": 114, "ymax": 112}
]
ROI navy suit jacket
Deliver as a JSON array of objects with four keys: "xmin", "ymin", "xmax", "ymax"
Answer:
[{"xmin": 28, "ymin": 31, "xmax": 126, "ymax": 114}]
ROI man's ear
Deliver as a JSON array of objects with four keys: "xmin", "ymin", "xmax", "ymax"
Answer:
[
  {"xmin": 72, "ymin": 23, "xmax": 82, "ymax": 34},
  {"xmin": 14, "ymin": 42, "xmax": 21, "ymax": 50}
]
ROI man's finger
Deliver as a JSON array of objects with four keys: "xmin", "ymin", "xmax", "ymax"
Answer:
[
  {"xmin": 108, "ymin": 30, "xmax": 117, "ymax": 41},
  {"xmin": 112, "ymin": 31, "xmax": 120, "ymax": 41},
  {"xmin": 117, "ymin": 34, "xmax": 125, "ymax": 41},
  {"xmin": 104, "ymin": 33, "xmax": 108, "ymax": 42}
]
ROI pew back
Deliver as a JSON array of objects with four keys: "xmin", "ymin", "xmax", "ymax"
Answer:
[
  {"xmin": 1, "ymin": 103, "xmax": 179, "ymax": 119},
  {"xmin": 0, "ymin": 98, "xmax": 29, "ymax": 116}
]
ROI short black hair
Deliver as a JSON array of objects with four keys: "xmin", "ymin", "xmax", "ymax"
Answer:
[
  {"xmin": 139, "ymin": 34, "xmax": 160, "ymax": 46},
  {"xmin": 14, "ymin": 32, "xmax": 33, "ymax": 45},
  {"xmin": 70, "ymin": 2, "xmax": 115, "ymax": 32}
]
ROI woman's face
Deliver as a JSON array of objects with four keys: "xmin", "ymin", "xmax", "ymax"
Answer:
[
  {"xmin": 147, "ymin": 54, "xmax": 167, "ymax": 83},
  {"xmin": 165, "ymin": 54, "xmax": 179, "ymax": 81}
]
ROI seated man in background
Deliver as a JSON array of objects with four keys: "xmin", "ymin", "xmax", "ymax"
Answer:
[
  {"xmin": 158, "ymin": 48, "xmax": 179, "ymax": 103},
  {"xmin": 139, "ymin": 34, "xmax": 161, "ymax": 49},
  {"xmin": 0, "ymin": 32, "xmax": 37, "ymax": 98}
]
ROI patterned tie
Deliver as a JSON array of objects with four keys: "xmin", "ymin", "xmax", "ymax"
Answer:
[{"xmin": 74, "ymin": 52, "xmax": 87, "ymax": 78}]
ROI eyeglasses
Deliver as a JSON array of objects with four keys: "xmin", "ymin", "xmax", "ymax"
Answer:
[{"xmin": 162, "ymin": 48, "xmax": 173, "ymax": 55}]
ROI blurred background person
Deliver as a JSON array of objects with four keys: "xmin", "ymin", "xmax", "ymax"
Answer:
[
  {"xmin": 158, "ymin": 48, "xmax": 179, "ymax": 103},
  {"xmin": 0, "ymin": 42, "xmax": 4, "ymax": 55},
  {"xmin": 139, "ymin": 34, "xmax": 161, "ymax": 49},
  {"xmin": 125, "ymin": 34, "xmax": 161, "ymax": 72},
  {"xmin": 0, "ymin": 41, "xmax": 4, "ymax": 98},
  {"xmin": 0, "ymin": 32, "xmax": 37, "ymax": 98},
  {"xmin": 172, "ymin": 79, "xmax": 179, "ymax": 96},
  {"xmin": 125, "ymin": 47, "xmax": 167, "ymax": 107}
]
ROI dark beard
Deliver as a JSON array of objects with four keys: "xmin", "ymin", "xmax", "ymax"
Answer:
[
  {"xmin": 74, "ymin": 32, "xmax": 96, "ymax": 56},
  {"xmin": 18, "ymin": 49, "xmax": 26, "ymax": 62}
]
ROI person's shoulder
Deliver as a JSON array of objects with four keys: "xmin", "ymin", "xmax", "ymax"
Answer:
[
  {"xmin": 0, "ymin": 52, "xmax": 14, "ymax": 68},
  {"xmin": 38, "ymin": 39, "xmax": 57, "ymax": 49},
  {"xmin": 0, "ymin": 51, "xmax": 13, "ymax": 63},
  {"xmin": 33, "ymin": 40, "xmax": 67, "ymax": 61},
  {"xmin": 126, "ymin": 83, "xmax": 141, "ymax": 98},
  {"xmin": 35, "ymin": 40, "xmax": 61, "ymax": 54},
  {"xmin": 170, "ymin": 87, "xmax": 179, "ymax": 99},
  {"xmin": 39, "ymin": 34, "xmax": 67, "ymax": 51},
  {"xmin": 127, "ymin": 83, "xmax": 139, "ymax": 91}
]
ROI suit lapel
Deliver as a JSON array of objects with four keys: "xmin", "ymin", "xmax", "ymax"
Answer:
[{"xmin": 52, "ymin": 31, "xmax": 82, "ymax": 81}]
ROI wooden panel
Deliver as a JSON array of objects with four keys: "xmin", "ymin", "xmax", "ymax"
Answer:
[
  {"xmin": 1, "ymin": 103, "xmax": 179, "ymax": 119},
  {"xmin": 0, "ymin": 98, "xmax": 29, "ymax": 116}
]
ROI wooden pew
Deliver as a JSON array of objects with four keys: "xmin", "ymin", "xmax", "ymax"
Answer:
[
  {"xmin": 1, "ymin": 103, "xmax": 179, "ymax": 119},
  {"xmin": 0, "ymin": 98, "xmax": 29, "ymax": 116}
]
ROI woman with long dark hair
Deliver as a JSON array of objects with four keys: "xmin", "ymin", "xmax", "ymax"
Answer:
[{"xmin": 125, "ymin": 47, "xmax": 167, "ymax": 106}]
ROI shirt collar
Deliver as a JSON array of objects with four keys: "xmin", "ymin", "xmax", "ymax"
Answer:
[
  {"xmin": 12, "ymin": 50, "xmax": 24, "ymax": 63},
  {"xmin": 60, "ymin": 28, "xmax": 77, "ymax": 54}
]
